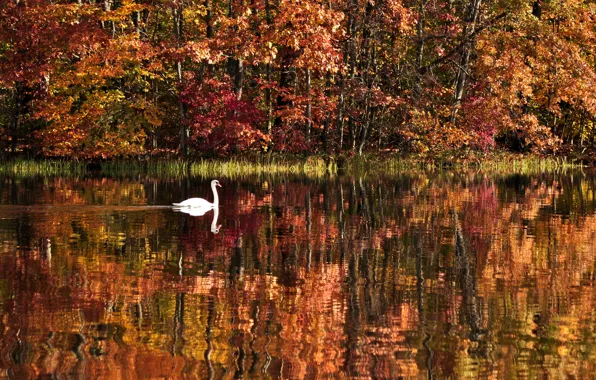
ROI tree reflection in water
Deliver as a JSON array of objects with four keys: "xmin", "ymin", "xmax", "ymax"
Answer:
[{"xmin": 0, "ymin": 173, "xmax": 595, "ymax": 378}]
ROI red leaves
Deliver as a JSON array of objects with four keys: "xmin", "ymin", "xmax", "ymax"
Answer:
[
  {"xmin": 183, "ymin": 77, "xmax": 267, "ymax": 155},
  {"xmin": 2, "ymin": 0, "xmax": 596, "ymax": 158}
]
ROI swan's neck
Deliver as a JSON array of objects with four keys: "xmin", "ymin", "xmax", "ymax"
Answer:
[{"xmin": 212, "ymin": 183, "xmax": 219, "ymax": 206}]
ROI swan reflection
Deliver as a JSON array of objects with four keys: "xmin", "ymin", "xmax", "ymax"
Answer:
[{"xmin": 174, "ymin": 206, "xmax": 221, "ymax": 234}]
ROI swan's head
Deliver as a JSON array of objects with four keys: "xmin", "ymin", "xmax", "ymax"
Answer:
[{"xmin": 212, "ymin": 179, "xmax": 222, "ymax": 188}]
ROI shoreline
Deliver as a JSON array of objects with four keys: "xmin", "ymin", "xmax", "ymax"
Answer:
[{"xmin": 0, "ymin": 152, "xmax": 586, "ymax": 179}]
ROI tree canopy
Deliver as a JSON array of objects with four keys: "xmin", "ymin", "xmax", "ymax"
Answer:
[{"xmin": 1, "ymin": 0, "xmax": 595, "ymax": 159}]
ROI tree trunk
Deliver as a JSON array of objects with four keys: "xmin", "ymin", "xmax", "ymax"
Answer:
[
  {"xmin": 357, "ymin": 4, "xmax": 376, "ymax": 156},
  {"xmin": 174, "ymin": 6, "xmax": 188, "ymax": 157},
  {"xmin": 227, "ymin": 0, "xmax": 243, "ymax": 100},
  {"xmin": 228, "ymin": 59, "xmax": 244, "ymax": 100},
  {"xmin": 274, "ymin": 48, "xmax": 297, "ymax": 128},
  {"xmin": 343, "ymin": 0, "xmax": 358, "ymax": 154},
  {"xmin": 205, "ymin": 0, "xmax": 213, "ymax": 38},
  {"xmin": 266, "ymin": 64, "xmax": 272, "ymax": 134},
  {"xmin": 305, "ymin": 68, "xmax": 311, "ymax": 139},
  {"xmin": 337, "ymin": 79, "xmax": 345, "ymax": 153},
  {"xmin": 103, "ymin": 0, "xmax": 116, "ymax": 35},
  {"xmin": 134, "ymin": 11, "xmax": 141, "ymax": 35},
  {"xmin": 358, "ymin": 107, "xmax": 375, "ymax": 155},
  {"xmin": 322, "ymin": 71, "xmax": 331, "ymax": 152},
  {"xmin": 414, "ymin": 0, "xmax": 428, "ymax": 99},
  {"xmin": 349, "ymin": 116, "xmax": 356, "ymax": 152},
  {"xmin": 11, "ymin": 84, "xmax": 22, "ymax": 155},
  {"xmin": 451, "ymin": 0, "xmax": 483, "ymax": 124},
  {"xmin": 264, "ymin": 0, "xmax": 273, "ymax": 134}
]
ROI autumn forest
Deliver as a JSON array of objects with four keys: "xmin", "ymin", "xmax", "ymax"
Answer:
[{"xmin": 1, "ymin": 0, "xmax": 595, "ymax": 160}]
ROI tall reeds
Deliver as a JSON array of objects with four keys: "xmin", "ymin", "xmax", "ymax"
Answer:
[
  {"xmin": 101, "ymin": 160, "xmax": 190, "ymax": 178},
  {"xmin": 0, "ymin": 159, "xmax": 87, "ymax": 177},
  {"xmin": 189, "ymin": 156, "xmax": 329, "ymax": 178},
  {"xmin": 0, "ymin": 154, "xmax": 584, "ymax": 179},
  {"xmin": 473, "ymin": 155, "xmax": 581, "ymax": 175}
]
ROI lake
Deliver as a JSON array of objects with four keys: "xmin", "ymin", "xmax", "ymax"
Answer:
[{"xmin": 0, "ymin": 172, "xmax": 595, "ymax": 378}]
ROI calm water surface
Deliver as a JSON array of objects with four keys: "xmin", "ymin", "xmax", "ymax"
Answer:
[{"xmin": 0, "ymin": 173, "xmax": 595, "ymax": 378}]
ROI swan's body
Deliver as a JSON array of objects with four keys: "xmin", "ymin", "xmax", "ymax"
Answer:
[
  {"xmin": 173, "ymin": 180, "xmax": 221, "ymax": 209},
  {"xmin": 173, "ymin": 197, "xmax": 213, "ymax": 208},
  {"xmin": 176, "ymin": 207, "xmax": 212, "ymax": 216}
]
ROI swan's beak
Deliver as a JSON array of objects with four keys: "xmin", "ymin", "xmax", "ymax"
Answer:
[{"xmin": 216, "ymin": 183, "xmax": 222, "ymax": 187}]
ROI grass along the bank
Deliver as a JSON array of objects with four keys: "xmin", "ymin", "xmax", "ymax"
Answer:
[
  {"xmin": 461, "ymin": 153, "xmax": 583, "ymax": 174},
  {"xmin": 101, "ymin": 160, "xmax": 190, "ymax": 178},
  {"xmin": 101, "ymin": 158, "xmax": 330, "ymax": 178},
  {"xmin": 0, "ymin": 159, "xmax": 87, "ymax": 177},
  {"xmin": 331, "ymin": 153, "xmax": 583, "ymax": 177},
  {"xmin": 0, "ymin": 153, "xmax": 586, "ymax": 179},
  {"xmin": 190, "ymin": 156, "xmax": 330, "ymax": 178}
]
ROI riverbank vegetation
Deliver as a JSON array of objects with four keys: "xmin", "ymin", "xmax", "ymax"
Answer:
[
  {"xmin": 0, "ymin": 153, "xmax": 583, "ymax": 179},
  {"xmin": 1, "ymin": 0, "xmax": 595, "ymax": 161}
]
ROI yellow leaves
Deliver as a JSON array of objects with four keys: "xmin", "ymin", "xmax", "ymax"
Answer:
[
  {"xmin": 183, "ymin": 3, "xmax": 208, "ymax": 26},
  {"xmin": 35, "ymin": 83, "xmax": 158, "ymax": 158},
  {"xmin": 268, "ymin": 42, "xmax": 278, "ymax": 61},
  {"xmin": 100, "ymin": 0, "xmax": 147, "ymax": 23},
  {"xmin": 51, "ymin": 4, "xmax": 86, "ymax": 25}
]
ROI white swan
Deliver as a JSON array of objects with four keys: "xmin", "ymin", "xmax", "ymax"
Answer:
[
  {"xmin": 173, "ymin": 179, "xmax": 221, "ymax": 209},
  {"xmin": 175, "ymin": 207, "xmax": 212, "ymax": 217}
]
